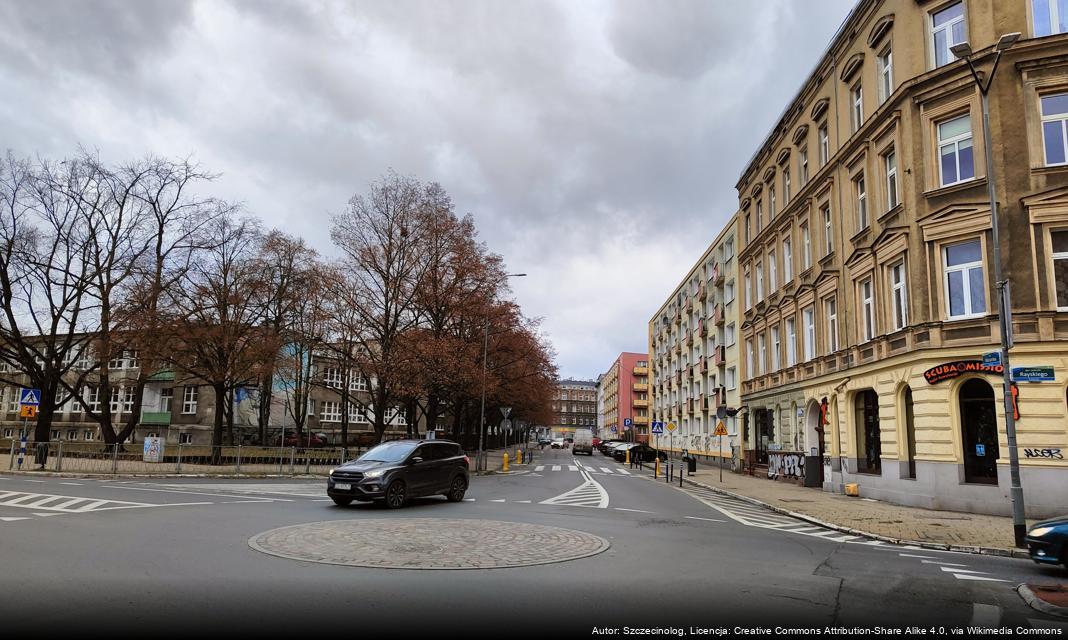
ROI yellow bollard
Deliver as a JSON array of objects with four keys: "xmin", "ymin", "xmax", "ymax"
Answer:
[
  {"xmin": 655, "ymin": 457, "xmax": 660, "ymax": 478},
  {"xmin": 517, "ymin": 449, "xmax": 523, "ymax": 464},
  {"xmin": 625, "ymin": 447, "xmax": 630, "ymax": 465},
  {"xmin": 502, "ymin": 452, "xmax": 510, "ymax": 473}
]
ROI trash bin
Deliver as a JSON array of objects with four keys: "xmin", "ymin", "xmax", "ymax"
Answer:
[
  {"xmin": 34, "ymin": 442, "xmax": 49, "ymax": 467},
  {"xmin": 684, "ymin": 455, "xmax": 697, "ymax": 474}
]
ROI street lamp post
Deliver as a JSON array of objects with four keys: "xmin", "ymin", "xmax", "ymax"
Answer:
[
  {"xmin": 950, "ymin": 33, "xmax": 1027, "ymax": 547},
  {"xmin": 476, "ymin": 272, "xmax": 526, "ymax": 474}
]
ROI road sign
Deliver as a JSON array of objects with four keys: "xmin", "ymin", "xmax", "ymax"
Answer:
[
  {"xmin": 623, "ymin": 418, "xmax": 632, "ymax": 427},
  {"xmin": 982, "ymin": 351, "xmax": 1002, "ymax": 367},
  {"xmin": 19, "ymin": 388, "xmax": 41, "ymax": 406},
  {"xmin": 610, "ymin": 426, "xmax": 617, "ymax": 433},
  {"xmin": 713, "ymin": 421, "xmax": 728, "ymax": 436},
  {"xmin": 19, "ymin": 405, "xmax": 37, "ymax": 419},
  {"xmin": 666, "ymin": 422, "xmax": 677, "ymax": 433},
  {"xmin": 1012, "ymin": 366, "xmax": 1055, "ymax": 382},
  {"xmin": 716, "ymin": 405, "xmax": 727, "ymax": 420},
  {"xmin": 651, "ymin": 421, "xmax": 664, "ymax": 435},
  {"xmin": 500, "ymin": 407, "xmax": 512, "ymax": 419},
  {"xmin": 975, "ymin": 444, "xmax": 986, "ymax": 457}
]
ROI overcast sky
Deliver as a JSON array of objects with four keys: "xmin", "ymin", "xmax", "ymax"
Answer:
[{"xmin": 1, "ymin": 0, "xmax": 855, "ymax": 380}]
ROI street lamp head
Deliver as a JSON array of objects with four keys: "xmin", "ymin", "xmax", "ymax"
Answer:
[
  {"xmin": 950, "ymin": 41, "xmax": 973, "ymax": 59},
  {"xmin": 996, "ymin": 32, "xmax": 1021, "ymax": 52},
  {"xmin": 508, "ymin": 273, "xmax": 527, "ymax": 278}
]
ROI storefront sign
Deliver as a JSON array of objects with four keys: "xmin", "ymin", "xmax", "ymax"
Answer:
[
  {"xmin": 923, "ymin": 360, "xmax": 1003, "ymax": 384},
  {"xmin": 1011, "ymin": 366, "xmax": 1055, "ymax": 383}
]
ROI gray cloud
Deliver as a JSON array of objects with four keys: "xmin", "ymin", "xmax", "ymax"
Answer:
[{"xmin": 0, "ymin": 0, "xmax": 854, "ymax": 379}]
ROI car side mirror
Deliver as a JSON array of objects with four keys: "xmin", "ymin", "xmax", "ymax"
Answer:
[{"xmin": 410, "ymin": 456, "xmax": 424, "ymax": 465}]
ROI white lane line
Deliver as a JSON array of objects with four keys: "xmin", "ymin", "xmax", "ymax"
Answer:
[
  {"xmin": 22, "ymin": 480, "xmax": 45, "ymax": 483},
  {"xmin": 105, "ymin": 485, "xmax": 292, "ymax": 501},
  {"xmin": 899, "ymin": 553, "xmax": 938, "ymax": 559},
  {"xmin": 0, "ymin": 517, "xmax": 30, "ymax": 522},
  {"xmin": 490, "ymin": 499, "xmax": 506, "ymax": 503},
  {"xmin": 568, "ymin": 465, "xmax": 578, "ymax": 471},
  {"xmin": 515, "ymin": 500, "xmax": 531, "ymax": 503},
  {"xmin": 614, "ymin": 508, "xmax": 654, "ymax": 513},
  {"xmin": 59, "ymin": 482, "xmax": 83, "ymax": 486},
  {"xmin": 534, "ymin": 466, "xmax": 545, "ymax": 471},
  {"xmin": 685, "ymin": 515, "xmax": 727, "ymax": 523},
  {"xmin": 921, "ymin": 560, "xmax": 968, "ymax": 567},
  {"xmin": 616, "ymin": 469, "xmax": 631, "ymax": 475},
  {"xmin": 552, "ymin": 465, "xmax": 561, "ymax": 471},
  {"xmin": 32, "ymin": 513, "xmax": 63, "ymax": 517},
  {"xmin": 953, "ymin": 574, "xmax": 1010, "ymax": 583},
  {"xmin": 970, "ymin": 604, "xmax": 1001, "ymax": 628},
  {"xmin": 463, "ymin": 498, "xmax": 475, "ymax": 502},
  {"xmin": 940, "ymin": 567, "xmax": 986, "ymax": 575}
]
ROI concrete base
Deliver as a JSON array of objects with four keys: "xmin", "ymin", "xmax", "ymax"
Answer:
[{"xmin": 834, "ymin": 458, "xmax": 1067, "ymax": 519}]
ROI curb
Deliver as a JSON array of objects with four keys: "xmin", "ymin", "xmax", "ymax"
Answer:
[
  {"xmin": 1, "ymin": 470, "xmax": 320, "ymax": 480},
  {"xmin": 675, "ymin": 473, "xmax": 1030, "ymax": 559},
  {"xmin": 1017, "ymin": 584, "xmax": 1068, "ymax": 619}
]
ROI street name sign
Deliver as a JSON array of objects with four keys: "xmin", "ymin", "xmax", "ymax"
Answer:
[
  {"xmin": 1012, "ymin": 366, "xmax": 1055, "ymax": 382},
  {"xmin": 982, "ymin": 351, "xmax": 1002, "ymax": 367}
]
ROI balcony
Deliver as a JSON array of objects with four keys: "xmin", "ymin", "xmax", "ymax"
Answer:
[
  {"xmin": 140, "ymin": 411, "xmax": 172, "ymax": 426},
  {"xmin": 711, "ymin": 262, "xmax": 723, "ymax": 285},
  {"xmin": 633, "ymin": 382, "xmax": 649, "ymax": 392},
  {"xmin": 685, "ymin": 297, "xmax": 694, "ymax": 313},
  {"xmin": 699, "ymin": 357, "xmax": 709, "ymax": 374},
  {"xmin": 633, "ymin": 415, "xmax": 649, "ymax": 425},
  {"xmin": 698, "ymin": 319, "xmax": 708, "ymax": 338},
  {"xmin": 713, "ymin": 345, "xmax": 726, "ymax": 367},
  {"xmin": 633, "ymin": 398, "xmax": 649, "ymax": 408},
  {"xmin": 712, "ymin": 387, "xmax": 725, "ymax": 408},
  {"xmin": 633, "ymin": 366, "xmax": 649, "ymax": 376},
  {"xmin": 674, "ymin": 371, "xmax": 681, "ymax": 385},
  {"xmin": 698, "ymin": 283, "xmax": 708, "ymax": 301},
  {"xmin": 683, "ymin": 331, "xmax": 692, "ymax": 347},
  {"xmin": 712, "ymin": 303, "xmax": 724, "ymax": 326},
  {"xmin": 686, "ymin": 398, "xmax": 695, "ymax": 414}
]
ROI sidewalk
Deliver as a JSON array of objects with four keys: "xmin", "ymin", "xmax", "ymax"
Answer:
[
  {"xmin": 647, "ymin": 456, "xmax": 1034, "ymax": 557},
  {"xmin": 476, "ymin": 446, "xmax": 535, "ymax": 474}
]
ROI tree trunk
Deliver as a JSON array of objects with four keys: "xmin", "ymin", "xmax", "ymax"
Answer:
[
  {"xmin": 225, "ymin": 388, "xmax": 235, "ymax": 445},
  {"xmin": 117, "ymin": 379, "xmax": 147, "ymax": 443},
  {"xmin": 211, "ymin": 382, "xmax": 225, "ymax": 464},
  {"xmin": 258, "ymin": 373, "xmax": 273, "ymax": 446}
]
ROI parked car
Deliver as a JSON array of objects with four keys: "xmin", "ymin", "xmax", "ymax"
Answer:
[
  {"xmin": 617, "ymin": 443, "xmax": 667, "ymax": 463},
  {"xmin": 551, "ymin": 438, "xmax": 566, "ymax": 449},
  {"xmin": 538, "ymin": 437, "xmax": 552, "ymax": 446},
  {"xmin": 599, "ymin": 439, "xmax": 627, "ymax": 455},
  {"xmin": 611, "ymin": 443, "xmax": 642, "ymax": 462},
  {"xmin": 279, "ymin": 432, "xmax": 328, "ymax": 448},
  {"xmin": 327, "ymin": 439, "xmax": 470, "ymax": 508},
  {"xmin": 1026, "ymin": 516, "xmax": 1068, "ymax": 568}
]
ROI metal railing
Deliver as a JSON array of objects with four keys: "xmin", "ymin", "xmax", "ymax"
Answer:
[{"xmin": 4, "ymin": 440, "xmax": 362, "ymax": 476}]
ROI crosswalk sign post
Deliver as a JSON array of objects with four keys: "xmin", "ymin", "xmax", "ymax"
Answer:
[
  {"xmin": 650, "ymin": 421, "xmax": 665, "ymax": 479},
  {"xmin": 714, "ymin": 421, "xmax": 729, "ymax": 482},
  {"xmin": 18, "ymin": 388, "xmax": 41, "ymax": 457}
]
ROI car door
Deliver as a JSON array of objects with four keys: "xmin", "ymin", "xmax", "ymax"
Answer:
[
  {"xmin": 429, "ymin": 443, "xmax": 457, "ymax": 492},
  {"xmin": 405, "ymin": 444, "xmax": 435, "ymax": 496}
]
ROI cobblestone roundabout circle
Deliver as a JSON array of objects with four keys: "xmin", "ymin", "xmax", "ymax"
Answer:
[{"xmin": 248, "ymin": 518, "xmax": 610, "ymax": 569}]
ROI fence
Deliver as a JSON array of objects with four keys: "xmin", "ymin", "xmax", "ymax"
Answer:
[{"xmin": 4, "ymin": 440, "xmax": 363, "ymax": 476}]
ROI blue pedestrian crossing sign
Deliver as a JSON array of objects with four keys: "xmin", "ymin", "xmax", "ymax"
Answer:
[
  {"xmin": 651, "ymin": 421, "xmax": 665, "ymax": 435},
  {"xmin": 19, "ymin": 388, "xmax": 41, "ymax": 406}
]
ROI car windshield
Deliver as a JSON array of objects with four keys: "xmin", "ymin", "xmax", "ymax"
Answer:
[{"xmin": 357, "ymin": 441, "xmax": 418, "ymax": 463}]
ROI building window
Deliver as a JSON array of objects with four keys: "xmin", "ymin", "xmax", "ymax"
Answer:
[
  {"xmin": 768, "ymin": 249, "xmax": 777, "ymax": 292},
  {"xmin": 744, "ymin": 271, "xmax": 752, "ymax": 310},
  {"xmin": 783, "ymin": 237, "xmax": 793, "ymax": 282},
  {"xmin": 826, "ymin": 297, "xmax": 839, "ymax": 352},
  {"xmin": 756, "ymin": 200, "xmax": 764, "ymax": 233},
  {"xmin": 785, "ymin": 317, "xmax": 797, "ymax": 367},
  {"xmin": 51, "ymin": 429, "xmax": 60, "ymax": 441},
  {"xmin": 803, "ymin": 305, "xmax": 816, "ymax": 361},
  {"xmin": 110, "ymin": 387, "xmax": 123, "ymax": 415},
  {"xmin": 782, "ymin": 168, "xmax": 791, "ymax": 205},
  {"xmin": 1034, "ymin": 0, "xmax": 1068, "ymax": 36},
  {"xmin": 891, "ymin": 260, "xmax": 908, "ymax": 331},
  {"xmin": 768, "ymin": 186, "xmax": 776, "ymax": 217},
  {"xmin": 323, "ymin": 367, "xmax": 342, "ymax": 388},
  {"xmin": 851, "ymin": 83, "xmax": 864, "ymax": 132},
  {"xmin": 726, "ymin": 323, "xmax": 736, "ymax": 346},
  {"xmin": 861, "ymin": 278, "xmax": 875, "ymax": 341},
  {"xmin": 726, "ymin": 367, "xmax": 737, "ymax": 390},
  {"xmin": 724, "ymin": 238, "xmax": 735, "ymax": 261},
  {"xmin": 801, "ymin": 222, "xmax": 811, "ymax": 269},
  {"xmin": 182, "ymin": 386, "xmax": 198, "ymax": 415},
  {"xmin": 821, "ymin": 204, "xmax": 833, "ymax": 256},
  {"xmin": 855, "ymin": 173, "xmax": 868, "ymax": 230},
  {"xmin": 85, "ymin": 386, "xmax": 100, "ymax": 413},
  {"xmin": 160, "ymin": 388, "xmax": 173, "ymax": 413},
  {"xmin": 819, "ymin": 124, "xmax": 829, "ymax": 166},
  {"xmin": 938, "ymin": 114, "xmax": 974, "ymax": 186},
  {"xmin": 745, "ymin": 340, "xmax": 754, "ymax": 379},
  {"xmin": 799, "ymin": 146, "xmax": 809, "ymax": 184},
  {"xmin": 854, "ymin": 390, "xmax": 882, "ymax": 474},
  {"xmin": 944, "ymin": 239, "xmax": 987, "ymax": 318},
  {"xmin": 878, "ymin": 47, "xmax": 893, "ymax": 103},
  {"xmin": 320, "ymin": 401, "xmax": 341, "ymax": 423},
  {"xmin": 757, "ymin": 334, "xmax": 766, "ymax": 375},
  {"xmin": 767, "ymin": 326, "xmax": 779, "ymax": 372},
  {"xmin": 1053, "ymin": 230, "xmax": 1068, "ymax": 310},
  {"xmin": 84, "ymin": 430, "xmax": 95, "ymax": 441},
  {"xmin": 1041, "ymin": 93, "xmax": 1068, "ymax": 166},
  {"xmin": 724, "ymin": 280, "xmax": 735, "ymax": 304},
  {"xmin": 755, "ymin": 261, "xmax": 764, "ymax": 301},
  {"xmin": 744, "ymin": 213, "xmax": 752, "ymax": 244},
  {"xmin": 931, "ymin": 2, "xmax": 965, "ymax": 68},
  {"xmin": 884, "ymin": 150, "xmax": 899, "ymax": 210},
  {"xmin": 178, "ymin": 433, "xmax": 192, "ymax": 444}
]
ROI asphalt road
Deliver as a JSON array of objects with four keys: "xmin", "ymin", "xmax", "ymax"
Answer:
[{"xmin": 1, "ymin": 446, "xmax": 1065, "ymax": 637}]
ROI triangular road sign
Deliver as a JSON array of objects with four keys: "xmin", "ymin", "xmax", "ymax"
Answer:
[
  {"xmin": 713, "ymin": 422, "xmax": 728, "ymax": 436},
  {"xmin": 500, "ymin": 407, "xmax": 512, "ymax": 419}
]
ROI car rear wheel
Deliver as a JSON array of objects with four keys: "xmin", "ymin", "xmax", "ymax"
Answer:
[
  {"xmin": 445, "ymin": 476, "xmax": 467, "ymax": 502},
  {"xmin": 385, "ymin": 480, "xmax": 407, "ymax": 509},
  {"xmin": 331, "ymin": 496, "xmax": 353, "ymax": 507}
]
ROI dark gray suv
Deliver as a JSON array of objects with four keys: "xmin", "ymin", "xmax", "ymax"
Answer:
[{"xmin": 327, "ymin": 440, "xmax": 470, "ymax": 508}]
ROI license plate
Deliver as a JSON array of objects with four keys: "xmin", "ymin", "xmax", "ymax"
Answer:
[{"xmin": 334, "ymin": 483, "xmax": 351, "ymax": 490}]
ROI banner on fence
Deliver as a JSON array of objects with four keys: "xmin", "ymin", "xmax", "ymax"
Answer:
[{"xmin": 143, "ymin": 437, "xmax": 164, "ymax": 463}]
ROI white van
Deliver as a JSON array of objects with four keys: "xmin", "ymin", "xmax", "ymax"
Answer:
[{"xmin": 572, "ymin": 429, "xmax": 594, "ymax": 455}]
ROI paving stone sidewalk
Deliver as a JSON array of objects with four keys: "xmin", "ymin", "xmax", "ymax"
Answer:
[{"xmin": 671, "ymin": 459, "xmax": 1034, "ymax": 556}]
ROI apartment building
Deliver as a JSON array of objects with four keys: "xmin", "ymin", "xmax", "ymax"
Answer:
[
  {"xmin": 596, "ymin": 373, "xmax": 607, "ymax": 438},
  {"xmin": 550, "ymin": 379, "xmax": 598, "ymax": 437},
  {"xmin": 599, "ymin": 352, "xmax": 651, "ymax": 442},
  {"xmin": 736, "ymin": 0, "xmax": 1068, "ymax": 517},
  {"xmin": 649, "ymin": 218, "xmax": 742, "ymax": 457}
]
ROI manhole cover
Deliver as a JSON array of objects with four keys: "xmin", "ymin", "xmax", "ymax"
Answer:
[{"xmin": 248, "ymin": 518, "xmax": 610, "ymax": 569}]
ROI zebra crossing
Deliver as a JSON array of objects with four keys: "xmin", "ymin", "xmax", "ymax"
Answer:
[
  {"xmin": 533, "ymin": 463, "xmax": 632, "ymax": 476},
  {"xmin": 0, "ymin": 490, "xmax": 166, "ymax": 521}
]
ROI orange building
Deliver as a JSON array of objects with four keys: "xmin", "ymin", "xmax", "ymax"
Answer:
[{"xmin": 600, "ymin": 352, "xmax": 650, "ymax": 442}]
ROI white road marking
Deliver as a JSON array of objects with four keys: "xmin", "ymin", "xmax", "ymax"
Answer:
[
  {"xmin": 616, "ymin": 469, "xmax": 630, "ymax": 475},
  {"xmin": 970, "ymin": 604, "xmax": 1001, "ymax": 628},
  {"xmin": 540, "ymin": 469, "xmax": 609, "ymax": 509},
  {"xmin": 614, "ymin": 508, "xmax": 654, "ymax": 513},
  {"xmin": 534, "ymin": 466, "xmax": 545, "ymax": 471},
  {"xmin": 952, "ymin": 574, "xmax": 1010, "ymax": 583},
  {"xmin": 552, "ymin": 465, "xmax": 561, "ymax": 471},
  {"xmin": 600, "ymin": 467, "xmax": 613, "ymax": 473},
  {"xmin": 463, "ymin": 498, "xmax": 475, "ymax": 502},
  {"xmin": 568, "ymin": 465, "xmax": 578, "ymax": 471},
  {"xmin": 59, "ymin": 482, "xmax": 83, "ymax": 486},
  {"xmin": 490, "ymin": 499, "xmax": 506, "ymax": 503},
  {"xmin": 33, "ymin": 513, "xmax": 63, "ymax": 517},
  {"xmin": 899, "ymin": 553, "xmax": 938, "ymax": 559},
  {"xmin": 685, "ymin": 515, "xmax": 727, "ymax": 523},
  {"xmin": 22, "ymin": 479, "xmax": 45, "ymax": 483},
  {"xmin": 515, "ymin": 500, "xmax": 531, "ymax": 503},
  {"xmin": 0, "ymin": 517, "xmax": 30, "ymax": 522},
  {"xmin": 921, "ymin": 560, "xmax": 968, "ymax": 566},
  {"xmin": 939, "ymin": 567, "xmax": 986, "ymax": 575}
]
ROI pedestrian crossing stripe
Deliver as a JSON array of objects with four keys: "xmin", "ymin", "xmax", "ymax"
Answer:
[{"xmin": 0, "ymin": 491, "xmax": 156, "ymax": 513}]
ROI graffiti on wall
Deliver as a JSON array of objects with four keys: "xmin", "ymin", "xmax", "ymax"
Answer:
[
  {"xmin": 768, "ymin": 452, "xmax": 805, "ymax": 480},
  {"xmin": 1024, "ymin": 448, "xmax": 1064, "ymax": 460}
]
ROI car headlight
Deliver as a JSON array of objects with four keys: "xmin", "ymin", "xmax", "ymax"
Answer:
[
  {"xmin": 329, "ymin": 468, "xmax": 335, "ymax": 476},
  {"xmin": 364, "ymin": 469, "xmax": 385, "ymax": 479},
  {"xmin": 1029, "ymin": 526, "xmax": 1054, "ymax": 538}
]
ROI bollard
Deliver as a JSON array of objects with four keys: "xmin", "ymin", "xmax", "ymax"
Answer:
[
  {"xmin": 502, "ymin": 452, "xmax": 510, "ymax": 473},
  {"xmin": 625, "ymin": 447, "xmax": 630, "ymax": 465},
  {"xmin": 517, "ymin": 449, "xmax": 523, "ymax": 465},
  {"xmin": 654, "ymin": 457, "xmax": 659, "ymax": 479}
]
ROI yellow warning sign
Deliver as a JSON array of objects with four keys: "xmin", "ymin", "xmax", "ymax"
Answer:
[
  {"xmin": 713, "ymin": 421, "xmax": 728, "ymax": 436},
  {"xmin": 666, "ymin": 422, "xmax": 677, "ymax": 433},
  {"xmin": 19, "ymin": 405, "xmax": 37, "ymax": 419}
]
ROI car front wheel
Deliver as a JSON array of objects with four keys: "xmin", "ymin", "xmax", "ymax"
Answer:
[
  {"xmin": 385, "ymin": 480, "xmax": 407, "ymax": 509},
  {"xmin": 445, "ymin": 476, "xmax": 467, "ymax": 502},
  {"xmin": 331, "ymin": 496, "xmax": 353, "ymax": 507}
]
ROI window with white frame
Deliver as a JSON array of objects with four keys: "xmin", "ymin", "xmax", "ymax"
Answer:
[
  {"xmin": 819, "ymin": 124, "xmax": 829, "ymax": 166},
  {"xmin": 771, "ymin": 326, "xmax": 781, "ymax": 372},
  {"xmin": 826, "ymin": 297, "xmax": 839, "ymax": 352},
  {"xmin": 786, "ymin": 317, "xmax": 797, "ymax": 366},
  {"xmin": 851, "ymin": 82, "xmax": 864, "ymax": 132},
  {"xmin": 110, "ymin": 387, "xmax": 123, "ymax": 414},
  {"xmin": 803, "ymin": 305, "xmax": 816, "ymax": 361},
  {"xmin": 108, "ymin": 353, "xmax": 125, "ymax": 370},
  {"xmin": 1041, "ymin": 93, "xmax": 1068, "ymax": 166},
  {"xmin": 801, "ymin": 222, "xmax": 812, "ymax": 269},
  {"xmin": 179, "ymin": 433, "xmax": 192, "ymax": 444},
  {"xmin": 724, "ymin": 238, "xmax": 735, "ymax": 261},
  {"xmin": 323, "ymin": 367, "xmax": 342, "ymax": 388},
  {"xmin": 821, "ymin": 204, "xmax": 833, "ymax": 256},
  {"xmin": 84, "ymin": 430, "xmax": 96, "ymax": 441},
  {"xmin": 350, "ymin": 403, "xmax": 369, "ymax": 423},
  {"xmin": 755, "ymin": 261, "xmax": 764, "ymax": 301},
  {"xmin": 728, "ymin": 366, "xmax": 738, "ymax": 390},
  {"xmin": 768, "ymin": 186, "xmax": 776, "ymax": 217},
  {"xmin": 768, "ymin": 249, "xmax": 777, "ymax": 292},
  {"xmin": 944, "ymin": 239, "xmax": 987, "ymax": 319},
  {"xmin": 182, "ymin": 386, "xmax": 198, "ymax": 414},
  {"xmin": 7, "ymin": 387, "xmax": 19, "ymax": 412},
  {"xmin": 885, "ymin": 150, "xmax": 899, "ymax": 209},
  {"xmin": 861, "ymin": 278, "xmax": 875, "ymax": 341},
  {"xmin": 725, "ymin": 280, "xmax": 735, "ymax": 303},
  {"xmin": 2, "ymin": 428, "xmax": 12, "ymax": 438},
  {"xmin": 160, "ymin": 388, "xmax": 173, "ymax": 412},
  {"xmin": 745, "ymin": 339, "xmax": 754, "ymax": 379},
  {"xmin": 67, "ymin": 429, "xmax": 76, "ymax": 440},
  {"xmin": 783, "ymin": 237, "xmax": 793, "ymax": 282},
  {"xmin": 855, "ymin": 173, "xmax": 868, "ymax": 230},
  {"xmin": 891, "ymin": 260, "xmax": 908, "ymax": 330},
  {"xmin": 85, "ymin": 386, "xmax": 100, "ymax": 413},
  {"xmin": 799, "ymin": 146, "xmax": 809, "ymax": 184},
  {"xmin": 350, "ymin": 372, "xmax": 368, "ymax": 391},
  {"xmin": 51, "ymin": 428, "xmax": 59, "ymax": 441},
  {"xmin": 1054, "ymin": 230, "xmax": 1068, "ymax": 309},
  {"xmin": 744, "ymin": 271, "xmax": 752, "ymax": 310},
  {"xmin": 756, "ymin": 200, "xmax": 764, "ymax": 233},
  {"xmin": 726, "ymin": 323, "xmax": 736, "ymax": 346},
  {"xmin": 931, "ymin": 2, "xmax": 965, "ymax": 68},
  {"xmin": 783, "ymin": 168, "xmax": 791, "ymax": 205},
  {"xmin": 878, "ymin": 47, "xmax": 893, "ymax": 103},
  {"xmin": 744, "ymin": 213, "xmax": 752, "ymax": 244},
  {"xmin": 320, "ymin": 401, "xmax": 341, "ymax": 422},
  {"xmin": 1034, "ymin": 0, "xmax": 1068, "ymax": 36},
  {"xmin": 938, "ymin": 114, "xmax": 974, "ymax": 186},
  {"xmin": 122, "ymin": 387, "xmax": 133, "ymax": 414}
]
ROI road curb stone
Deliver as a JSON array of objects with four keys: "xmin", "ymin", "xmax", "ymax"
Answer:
[{"xmin": 1017, "ymin": 584, "xmax": 1068, "ymax": 618}]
